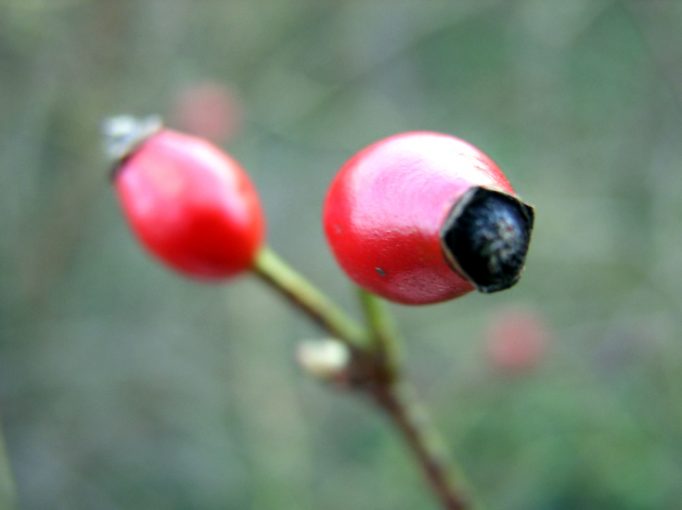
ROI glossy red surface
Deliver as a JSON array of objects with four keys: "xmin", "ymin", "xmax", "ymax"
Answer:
[
  {"xmin": 323, "ymin": 132, "xmax": 514, "ymax": 304},
  {"xmin": 114, "ymin": 130, "xmax": 264, "ymax": 279}
]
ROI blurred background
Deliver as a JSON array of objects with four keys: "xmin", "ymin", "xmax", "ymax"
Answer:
[{"xmin": 1, "ymin": 1, "xmax": 682, "ymax": 509}]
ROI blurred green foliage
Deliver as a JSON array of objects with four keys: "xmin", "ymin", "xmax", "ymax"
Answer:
[{"xmin": 2, "ymin": 1, "xmax": 682, "ymax": 509}]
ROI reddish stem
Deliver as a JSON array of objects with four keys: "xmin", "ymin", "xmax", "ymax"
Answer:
[{"xmin": 371, "ymin": 384, "xmax": 475, "ymax": 510}]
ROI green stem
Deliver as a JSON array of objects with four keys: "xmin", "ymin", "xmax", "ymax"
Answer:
[
  {"xmin": 0, "ymin": 415, "xmax": 17, "ymax": 510},
  {"xmin": 252, "ymin": 247, "xmax": 369, "ymax": 350},
  {"xmin": 357, "ymin": 289, "xmax": 400, "ymax": 380},
  {"xmin": 356, "ymin": 290, "xmax": 479, "ymax": 510},
  {"xmin": 251, "ymin": 246, "xmax": 478, "ymax": 510}
]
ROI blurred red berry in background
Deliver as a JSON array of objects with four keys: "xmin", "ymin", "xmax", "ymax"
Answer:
[
  {"xmin": 484, "ymin": 306, "xmax": 551, "ymax": 375},
  {"xmin": 169, "ymin": 81, "xmax": 243, "ymax": 144}
]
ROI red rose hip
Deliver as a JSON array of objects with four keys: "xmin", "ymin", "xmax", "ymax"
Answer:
[
  {"xmin": 105, "ymin": 116, "xmax": 265, "ymax": 279},
  {"xmin": 323, "ymin": 132, "xmax": 533, "ymax": 305}
]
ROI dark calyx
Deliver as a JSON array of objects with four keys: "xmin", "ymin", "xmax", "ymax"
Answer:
[{"xmin": 441, "ymin": 187, "xmax": 534, "ymax": 293}]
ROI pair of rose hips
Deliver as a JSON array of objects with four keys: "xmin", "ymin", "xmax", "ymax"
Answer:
[{"xmin": 109, "ymin": 117, "xmax": 533, "ymax": 305}]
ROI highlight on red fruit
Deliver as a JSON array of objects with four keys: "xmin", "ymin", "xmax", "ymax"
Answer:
[
  {"xmin": 484, "ymin": 306, "xmax": 550, "ymax": 375},
  {"xmin": 104, "ymin": 115, "xmax": 265, "ymax": 280},
  {"xmin": 323, "ymin": 131, "xmax": 534, "ymax": 305}
]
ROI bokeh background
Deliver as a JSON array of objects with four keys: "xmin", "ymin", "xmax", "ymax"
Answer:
[{"xmin": 2, "ymin": 1, "xmax": 682, "ymax": 509}]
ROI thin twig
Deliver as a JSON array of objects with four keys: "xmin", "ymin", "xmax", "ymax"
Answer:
[
  {"xmin": 356, "ymin": 289, "xmax": 401, "ymax": 380},
  {"xmin": 371, "ymin": 384, "xmax": 477, "ymax": 510},
  {"xmin": 251, "ymin": 247, "xmax": 478, "ymax": 509},
  {"xmin": 358, "ymin": 290, "xmax": 478, "ymax": 510},
  {"xmin": 252, "ymin": 246, "xmax": 368, "ymax": 350}
]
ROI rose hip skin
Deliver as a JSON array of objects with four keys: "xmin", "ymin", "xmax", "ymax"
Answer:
[
  {"xmin": 323, "ymin": 131, "xmax": 533, "ymax": 305},
  {"xmin": 114, "ymin": 130, "xmax": 264, "ymax": 279}
]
